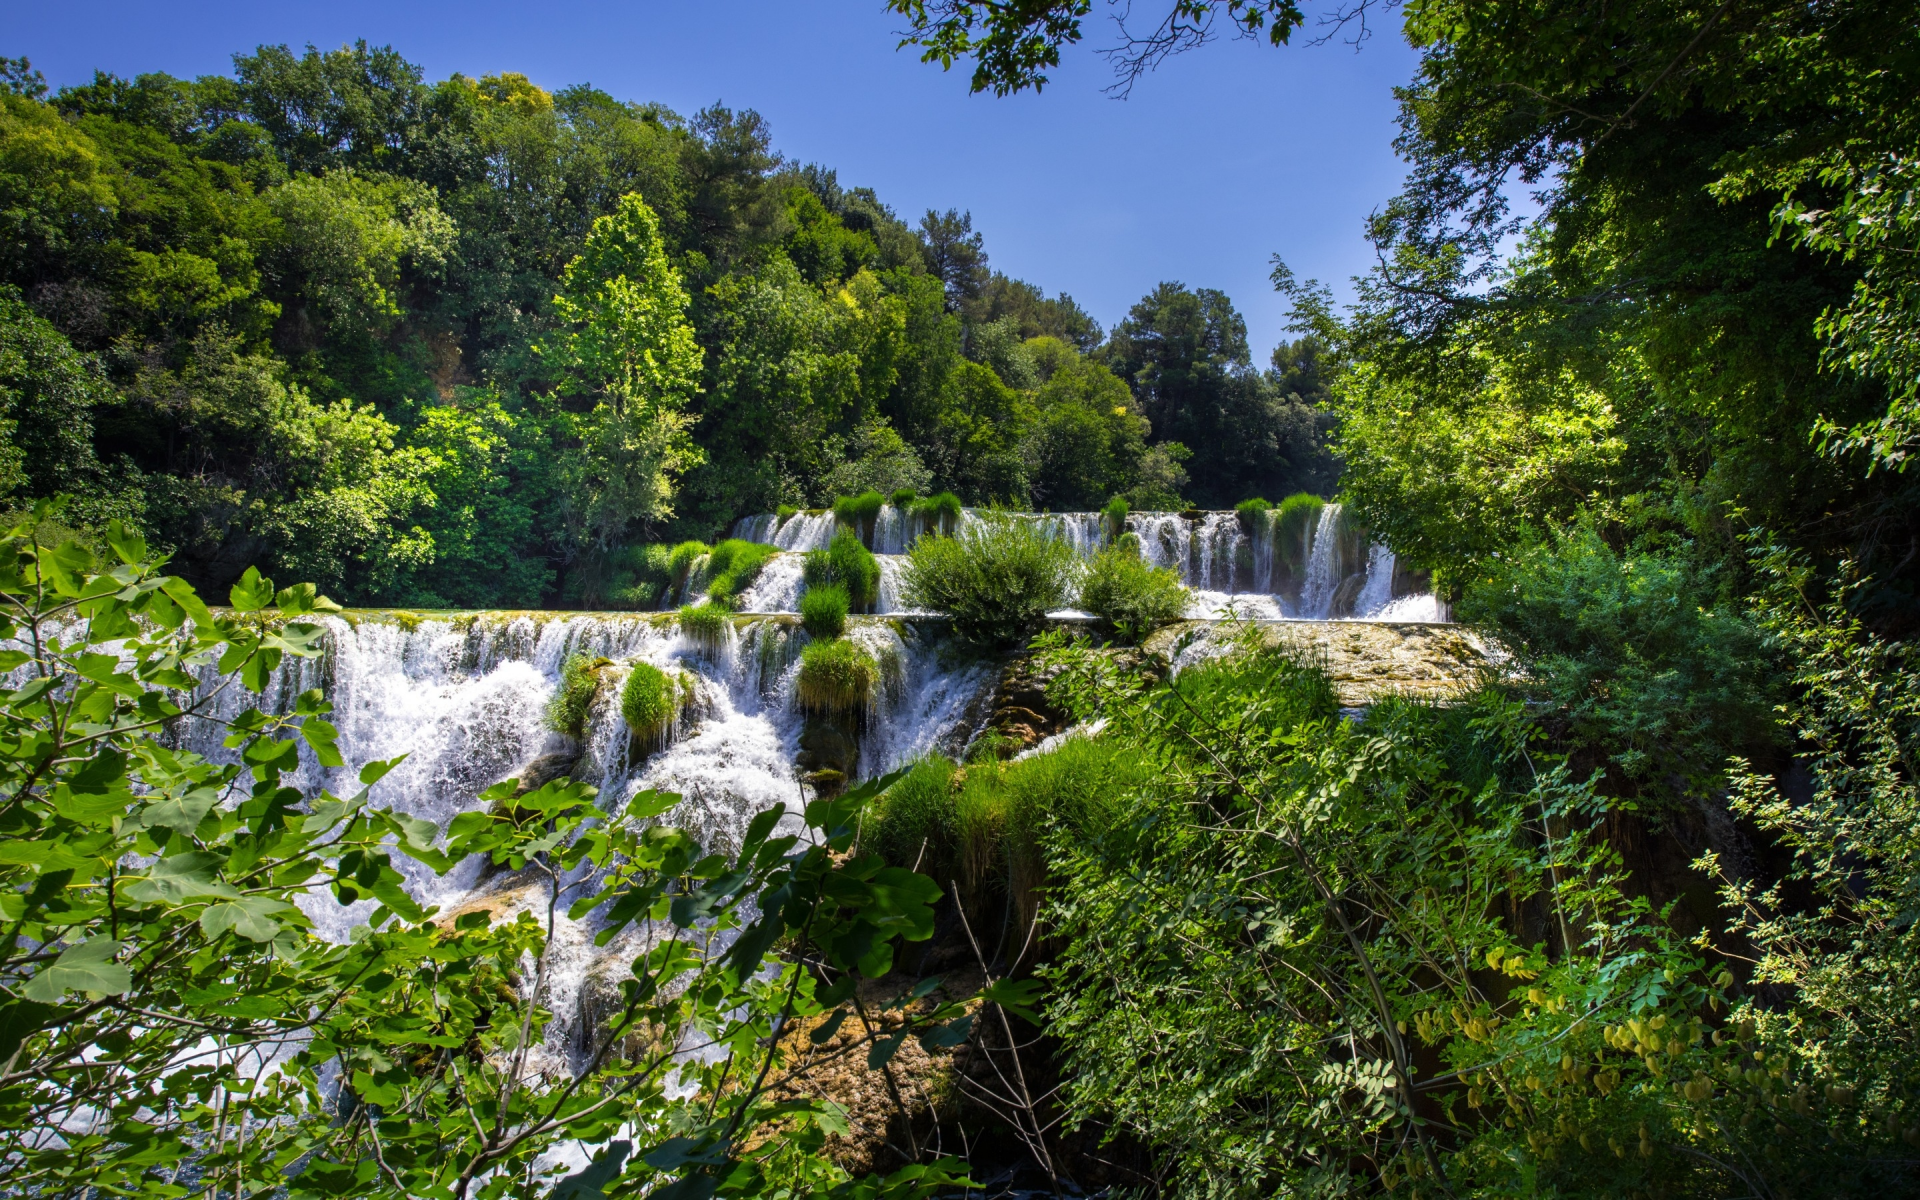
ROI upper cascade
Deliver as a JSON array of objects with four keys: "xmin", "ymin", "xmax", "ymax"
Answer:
[{"xmin": 720, "ymin": 503, "xmax": 1443, "ymax": 621}]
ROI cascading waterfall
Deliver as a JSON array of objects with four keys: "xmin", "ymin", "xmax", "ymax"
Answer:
[{"xmin": 725, "ymin": 505, "xmax": 1435, "ymax": 621}]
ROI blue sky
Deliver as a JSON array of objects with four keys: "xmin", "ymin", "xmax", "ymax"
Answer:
[{"xmin": 6, "ymin": 1, "xmax": 1423, "ymax": 364}]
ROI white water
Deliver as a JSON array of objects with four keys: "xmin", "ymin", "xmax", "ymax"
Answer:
[{"xmin": 1297, "ymin": 505, "xmax": 1346, "ymax": 620}]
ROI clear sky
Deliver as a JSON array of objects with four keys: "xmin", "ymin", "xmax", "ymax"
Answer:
[{"xmin": 5, "ymin": 1, "xmax": 1422, "ymax": 365}]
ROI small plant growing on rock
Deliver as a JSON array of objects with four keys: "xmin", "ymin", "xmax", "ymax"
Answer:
[
  {"xmin": 620, "ymin": 660, "xmax": 687, "ymax": 750},
  {"xmin": 899, "ymin": 512, "xmax": 1076, "ymax": 645},
  {"xmin": 1101, "ymin": 495, "xmax": 1129, "ymax": 542},
  {"xmin": 677, "ymin": 601, "xmax": 732, "ymax": 652},
  {"xmin": 1079, "ymin": 538, "xmax": 1191, "ymax": 643},
  {"xmin": 804, "ymin": 529, "xmax": 880, "ymax": 612},
  {"xmin": 797, "ymin": 638, "xmax": 879, "ymax": 714},
  {"xmin": 801, "ymin": 582, "xmax": 849, "ymax": 639},
  {"xmin": 832, "ymin": 489, "xmax": 886, "ymax": 531},
  {"xmin": 701, "ymin": 539, "xmax": 778, "ymax": 606},
  {"xmin": 545, "ymin": 653, "xmax": 611, "ymax": 738},
  {"xmin": 907, "ymin": 491, "xmax": 963, "ymax": 533}
]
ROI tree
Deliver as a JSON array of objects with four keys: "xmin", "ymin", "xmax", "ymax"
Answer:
[
  {"xmin": 918, "ymin": 207, "xmax": 989, "ymax": 311},
  {"xmin": 548, "ymin": 192, "xmax": 704, "ymax": 548}
]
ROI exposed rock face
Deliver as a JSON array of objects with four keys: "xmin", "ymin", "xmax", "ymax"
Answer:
[
  {"xmin": 798, "ymin": 710, "xmax": 861, "ymax": 795},
  {"xmin": 509, "ymin": 750, "xmax": 580, "ymax": 795},
  {"xmin": 1142, "ymin": 619, "xmax": 1490, "ymax": 706},
  {"xmin": 979, "ymin": 655, "xmax": 1071, "ymax": 756}
]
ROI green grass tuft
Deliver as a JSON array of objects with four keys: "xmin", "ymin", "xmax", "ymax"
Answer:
[
  {"xmin": 620, "ymin": 660, "xmax": 685, "ymax": 749},
  {"xmin": 796, "ymin": 637, "xmax": 878, "ymax": 713},
  {"xmin": 906, "ymin": 491, "xmax": 963, "ymax": 530},
  {"xmin": 800, "ymin": 583, "xmax": 849, "ymax": 639},
  {"xmin": 1101, "ymin": 496, "xmax": 1129, "ymax": 542},
  {"xmin": 889, "ymin": 488, "xmax": 918, "ymax": 509},
  {"xmin": 832, "ymin": 490, "xmax": 886, "ymax": 529},
  {"xmin": 702, "ymin": 539, "xmax": 779, "ymax": 606},
  {"xmin": 677, "ymin": 601, "xmax": 732, "ymax": 651},
  {"xmin": 803, "ymin": 530, "xmax": 880, "ymax": 612}
]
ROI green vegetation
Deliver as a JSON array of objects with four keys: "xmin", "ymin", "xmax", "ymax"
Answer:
[
  {"xmin": 899, "ymin": 513, "xmax": 1077, "ymax": 644},
  {"xmin": 1100, "ymin": 495, "xmax": 1128, "ymax": 541},
  {"xmin": 1232, "ymin": 496, "xmax": 1269, "ymax": 526},
  {"xmin": 796, "ymin": 637, "xmax": 879, "ymax": 713},
  {"xmin": 832, "ymin": 489, "xmax": 887, "ymax": 530},
  {"xmin": 619, "ymin": 660, "xmax": 686, "ymax": 748},
  {"xmin": 544, "ymin": 652, "xmax": 610, "ymax": 738},
  {"xmin": 1271, "ymin": 491, "xmax": 1325, "ymax": 574},
  {"xmin": 1077, "ymin": 538, "xmax": 1190, "ymax": 642},
  {"xmin": 906, "ymin": 490, "xmax": 963, "ymax": 531},
  {"xmin": 0, "ymin": 512, "xmax": 971, "ymax": 1200},
  {"xmin": 0, "ymin": 46, "xmax": 1343, "ymax": 607},
  {"xmin": 676, "ymin": 600, "xmax": 732, "ymax": 651},
  {"xmin": 889, "ymin": 488, "xmax": 918, "ymax": 508},
  {"xmin": 800, "ymin": 581, "xmax": 850, "ymax": 639},
  {"xmin": 803, "ymin": 528, "xmax": 880, "ymax": 611},
  {"xmin": 700, "ymin": 538, "xmax": 779, "ymax": 606}
]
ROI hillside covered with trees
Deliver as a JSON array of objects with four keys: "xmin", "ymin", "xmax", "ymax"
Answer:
[{"xmin": 0, "ymin": 45, "xmax": 1335, "ymax": 608}]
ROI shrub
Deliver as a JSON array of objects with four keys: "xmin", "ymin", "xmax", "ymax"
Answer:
[
  {"xmin": 667, "ymin": 540, "xmax": 710, "ymax": 597},
  {"xmin": 832, "ymin": 489, "xmax": 886, "ymax": 530},
  {"xmin": 620, "ymin": 660, "xmax": 686, "ymax": 749},
  {"xmin": 803, "ymin": 529, "xmax": 880, "ymax": 611},
  {"xmin": 1234, "ymin": 497, "xmax": 1271, "ymax": 530},
  {"xmin": 545, "ymin": 653, "xmax": 610, "ymax": 738},
  {"xmin": 866, "ymin": 755, "xmax": 959, "ymax": 877},
  {"xmin": 899, "ymin": 512, "xmax": 1077, "ymax": 644},
  {"xmin": 1078, "ymin": 539, "xmax": 1191, "ymax": 642},
  {"xmin": 1456, "ymin": 521, "xmax": 1777, "ymax": 793},
  {"xmin": 1101, "ymin": 495, "xmax": 1129, "ymax": 542},
  {"xmin": 775, "ymin": 503, "xmax": 800, "ymax": 524},
  {"xmin": 800, "ymin": 582, "xmax": 849, "ymax": 639},
  {"xmin": 702, "ymin": 539, "xmax": 778, "ymax": 606},
  {"xmin": 796, "ymin": 637, "xmax": 878, "ymax": 713},
  {"xmin": 889, "ymin": 488, "xmax": 918, "ymax": 509},
  {"xmin": 677, "ymin": 601, "xmax": 732, "ymax": 652},
  {"xmin": 907, "ymin": 491, "xmax": 963, "ymax": 531}
]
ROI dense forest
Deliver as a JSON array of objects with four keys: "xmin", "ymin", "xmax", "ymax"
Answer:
[{"xmin": 0, "ymin": 45, "xmax": 1335, "ymax": 608}]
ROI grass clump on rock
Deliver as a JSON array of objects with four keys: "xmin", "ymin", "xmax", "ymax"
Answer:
[
  {"xmin": 1101, "ymin": 496, "xmax": 1129, "ymax": 542},
  {"xmin": 800, "ymin": 583, "xmax": 849, "ymax": 639},
  {"xmin": 620, "ymin": 660, "xmax": 687, "ymax": 750},
  {"xmin": 832, "ymin": 489, "xmax": 886, "ymax": 532},
  {"xmin": 545, "ymin": 653, "xmax": 611, "ymax": 738},
  {"xmin": 796, "ymin": 638, "xmax": 879, "ymax": 714},
  {"xmin": 677, "ymin": 601, "xmax": 732, "ymax": 652},
  {"xmin": 899, "ymin": 512, "xmax": 1076, "ymax": 646},
  {"xmin": 804, "ymin": 530, "xmax": 880, "ymax": 612},
  {"xmin": 702, "ymin": 539, "xmax": 779, "ymax": 606},
  {"xmin": 907, "ymin": 491, "xmax": 963, "ymax": 532},
  {"xmin": 1078, "ymin": 537, "xmax": 1191, "ymax": 643}
]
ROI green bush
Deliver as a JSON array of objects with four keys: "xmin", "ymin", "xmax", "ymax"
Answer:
[
  {"xmin": 1101, "ymin": 495, "xmax": 1129, "ymax": 542},
  {"xmin": 907, "ymin": 491, "xmax": 963, "ymax": 531},
  {"xmin": 800, "ymin": 582, "xmax": 849, "ymax": 639},
  {"xmin": 775, "ymin": 503, "xmax": 800, "ymax": 523},
  {"xmin": 677, "ymin": 601, "xmax": 732, "ymax": 652},
  {"xmin": 796, "ymin": 637, "xmax": 878, "ymax": 713},
  {"xmin": 1273, "ymin": 492, "xmax": 1326, "ymax": 574},
  {"xmin": 545, "ymin": 653, "xmax": 610, "ymax": 738},
  {"xmin": 832, "ymin": 489, "xmax": 886, "ymax": 530},
  {"xmin": 667, "ymin": 540, "xmax": 710, "ymax": 597},
  {"xmin": 899, "ymin": 512, "xmax": 1077, "ymax": 644},
  {"xmin": 803, "ymin": 529, "xmax": 880, "ymax": 612},
  {"xmin": 1234, "ymin": 497, "xmax": 1271, "ymax": 529},
  {"xmin": 702, "ymin": 539, "xmax": 778, "ymax": 606},
  {"xmin": 620, "ymin": 660, "xmax": 685, "ymax": 748},
  {"xmin": 1078, "ymin": 539, "xmax": 1191, "ymax": 642},
  {"xmin": 889, "ymin": 488, "xmax": 918, "ymax": 509},
  {"xmin": 1456, "ymin": 522, "xmax": 1778, "ymax": 793},
  {"xmin": 865, "ymin": 754, "xmax": 959, "ymax": 876}
]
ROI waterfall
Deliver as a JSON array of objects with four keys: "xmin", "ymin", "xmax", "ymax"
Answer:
[
  {"xmin": 1354, "ymin": 543, "xmax": 1396, "ymax": 617},
  {"xmin": 771, "ymin": 513, "xmax": 837, "ymax": 551},
  {"xmin": 734, "ymin": 553, "xmax": 805, "ymax": 612},
  {"xmin": 1298, "ymin": 504, "xmax": 1344, "ymax": 619},
  {"xmin": 1250, "ymin": 510, "xmax": 1276, "ymax": 594},
  {"xmin": 1128, "ymin": 512, "xmax": 1192, "ymax": 578}
]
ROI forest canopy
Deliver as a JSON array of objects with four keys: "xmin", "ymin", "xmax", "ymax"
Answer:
[{"xmin": 0, "ymin": 45, "xmax": 1337, "ymax": 607}]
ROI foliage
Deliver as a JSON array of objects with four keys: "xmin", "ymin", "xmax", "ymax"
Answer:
[
  {"xmin": 619, "ymin": 659, "xmax": 684, "ymax": 747},
  {"xmin": 547, "ymin": 192, "xmax": 704, "ymax": 548},
  {"xmin": 544, "ymin": 651, "xmax": 610, "ymax": 738},
  {"xmin": 668, "ymin": 539, "xmax": 710, "ymax": 584},
  {"xmin": 1100, "ymin": 495, "xmax": 1128, "ymax": 540},
  {"xmin": 898, "ymin": 512, "xmax": 1076, "ymax": 645},
  {"xmin": 1034, "ymin": 630, "xmax": 1793, "ymax": 1198},
  {"xmin": 701, "ymin": 537, "xmax": 779, "ymax": 606},
  {"xmin": 1076, "ymin": 537, "xmax": 1190, "ymax": 642},
  {"xmin": 796, "ymin": 637, "xmax": 880, "ymax": 714},
  {"xmin": 1272, "ymin": 491, "xmax": 1324, "ymax": 574},
  {"xmin": 0, "ymin": 509, "xmax": 977, "ymax": 1199},
  {"xmin": 678, "ymin": 599, "xmax": 732, "ymax": 650},
  {"xmin": 800, "ymin": 581, "xmax": 849, "ymax": 639},
  {"xmin": 1232, "ymin": 496, "xmax": 1268, "ymax": 522},
  {"xmin": 906, "ymin": 490, "xmax": 962, "ymax": 530},
  {"xmin": 803, "ymin": 528, "xmax": 880, "ymax": 612},
  {"xmin": 1457, "ymin": 522, "xmax": 1778, "ymax": 794},
  {"xmin": 823, "ymin": 420, "xmax": 933, "ymax": 501},
  {"xmin": 832, "ymin": 488, "xmax": 887, "ymax": 529}
]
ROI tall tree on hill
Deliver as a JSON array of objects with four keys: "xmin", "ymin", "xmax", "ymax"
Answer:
[{"xmin": 918, "ymin": 207, "xmax": 989, "ymax": 311}]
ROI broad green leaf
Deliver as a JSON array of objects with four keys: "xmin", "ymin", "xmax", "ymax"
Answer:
[
  {"xmin": 136, "ymin": 788, "xmax": 222, "ymax": 837},
  {"xmin": 200, "ymin": 895, "xmax": 292, "ymax": 942},
  {"xmin": 229, "ymin": 566, "xmax": 275, "ymax": 613},
  {"xmin": 123, "ymin": 853, "xmax": 240, "ymax": 904},
  {"xmin": 21, "ymin": 939, "xmax": 131, "ymax": 1001}
]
